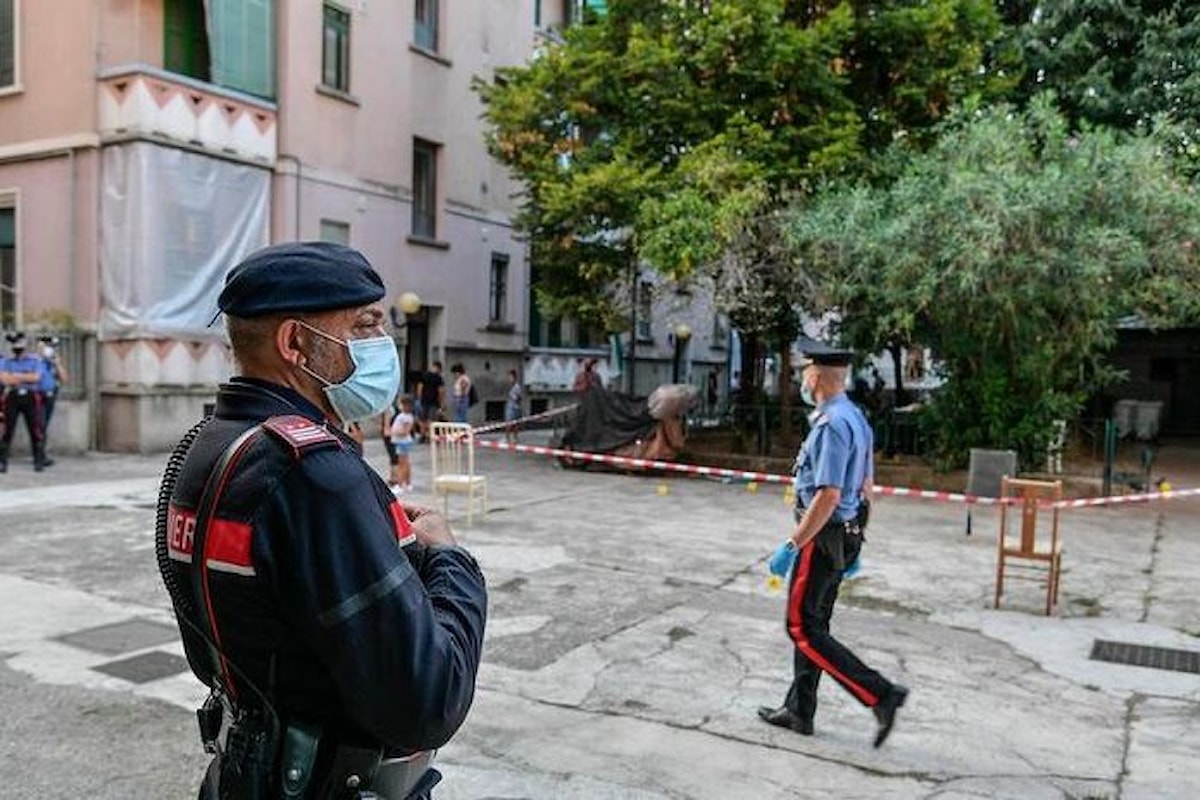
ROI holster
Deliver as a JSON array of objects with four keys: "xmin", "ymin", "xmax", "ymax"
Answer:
[
  {"xmin": 280, "ymin": 722, "xmax": 322, "ymax": 799},
  {"xmin": 318, "ymin": 744, "xmax": 438, "ymax": 800},
  {"xmin": 318, "ymin": 743, "xmax": 383, "ymax": 800}
]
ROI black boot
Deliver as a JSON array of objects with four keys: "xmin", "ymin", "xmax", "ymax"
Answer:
[
  {"xmin": 757, "ymin": 706, "xmax": 814, "ymax": 735},
  {"xmin": 873, "ymin": 685, "xmax": 909, "ymax": 748}
]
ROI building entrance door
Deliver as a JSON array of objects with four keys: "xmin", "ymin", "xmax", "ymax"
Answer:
[{"xmin": 404, "ymin": 309, "xmax": 429, "ymax": 393}]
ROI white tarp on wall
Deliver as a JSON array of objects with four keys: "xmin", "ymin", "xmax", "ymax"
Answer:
[{"xmin": 100, "ymin": 142, "xmax": 269, "ymax": 340}]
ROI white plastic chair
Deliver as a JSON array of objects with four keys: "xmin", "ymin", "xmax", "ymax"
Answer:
[{"xmin": 430, "ymin": 422, "xmax": 488, "ymax": 525}]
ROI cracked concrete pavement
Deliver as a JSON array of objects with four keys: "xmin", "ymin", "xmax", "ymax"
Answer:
[{"xmin": 0, "ymin": 433, "xmax": 1197, "ymax": 798}]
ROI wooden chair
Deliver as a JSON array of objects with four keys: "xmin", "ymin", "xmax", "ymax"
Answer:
[
  {"xmin": 995, "ymin": 476, "xmax": 1064, "ymax": 615},
  {"xmin": 430, "ymin": 422, "xmax": 488, "ymax": 525}
]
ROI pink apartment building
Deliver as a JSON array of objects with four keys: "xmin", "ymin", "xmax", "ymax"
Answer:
[
  {"xmin": 0, "ymin": 0, "xmax": 545, "ymax": 452},
  {"xmin": 0, "ymin": 0, "xmax": 732, "ymax": 453}
]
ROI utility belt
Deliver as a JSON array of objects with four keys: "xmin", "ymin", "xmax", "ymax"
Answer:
[
  {"xmin": 200, "ymin": 693, "xmax": 438, "ymax": 800},
  {"xmin": 793, "ymin": 500, "xmax": 870, "ymax": 571},
  {"xmin": 4, "ymin": 387, "xmax": 39, "ymax": 397}
]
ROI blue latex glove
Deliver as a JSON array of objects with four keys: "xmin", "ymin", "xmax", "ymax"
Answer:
[
  {"xmin": 842, "ymin": 556, "xmax": 861, "ymax": 579},
  {"xmin": 768, "ymin": 540, "xmax": 798, "ymax": 578}
]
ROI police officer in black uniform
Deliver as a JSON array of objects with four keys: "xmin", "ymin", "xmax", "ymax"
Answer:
[
  {"xmin": 156, "ymin": 242, "xmax": 487, "ymax": 799},
  {"xmin": 0, "ymin": 332, "xmax": 49, "ymax": 473},
  {"xmin": 759, "ymin": 344, "xmax": 908, "ymax": 748}
]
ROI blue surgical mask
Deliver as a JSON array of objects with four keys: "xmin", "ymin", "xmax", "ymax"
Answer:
[
  {"xmin": 298, "ymin": 322, "xmax": 400, "ymax": 424},
  {"xmin": 800, "ymin": 383, "xmax": 817, "ymax": 407}
]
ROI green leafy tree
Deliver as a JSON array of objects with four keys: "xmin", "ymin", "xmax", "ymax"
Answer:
[
  {"xmin": 1006, "ymin": 1, "xmax": 1200, "ymax": 169},
  {"xmin": 477, "ymin": 0, "xmax": 1005, "ymax": 417},
  {"xmin": 784, "ymin": 96, "xmax": 1200, "ymax": 467}
]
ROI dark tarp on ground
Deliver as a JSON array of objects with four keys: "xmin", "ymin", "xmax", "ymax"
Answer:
[{"xmin": 560, "ymin": 387, "xmax": 656, "ymax": 454}]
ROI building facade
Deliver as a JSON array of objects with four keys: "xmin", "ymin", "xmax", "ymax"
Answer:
[
  {"xmin": 0, "ymin": 0, "xmax": 533, "ymax": 452},
  {"xmin": 1, "ymin": 0, "xmax": 730, "ymax": 454}
]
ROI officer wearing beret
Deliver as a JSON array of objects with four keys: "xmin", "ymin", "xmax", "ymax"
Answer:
[
  {"xmin": 759, "ymin": 343, "xmax": 908, "ymax": 747},
  {"xmin": 156, "ymin": 242, "xmax": 487, "ymax": 799},
  {"xmin": 0, "ymin": 332, "xmax": 49, "ymax": 473}
]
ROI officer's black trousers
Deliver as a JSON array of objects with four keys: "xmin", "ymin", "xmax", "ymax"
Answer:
[
  {"xmin": 43, "ymin": 390, "xmax": 57, "ymax": 427},
  {"xmin": 783, "ymin": 528, "xmax": 892, "ymax": 722},
  {"xmin": 0, "ymin": 391, "xmax": 46, "ymax": 467}
]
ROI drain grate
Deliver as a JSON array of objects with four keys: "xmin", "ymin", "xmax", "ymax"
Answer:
[
  {"xmin": 57, "ymin": 618, "xmax": 178, "ymax": 656},
  {"xmin": 93, "ymin": 651, "xmax": 190, "ymax": 684},
  {"xmin": 1090, "ymin": 640, "xmax": 1200, "ymax": 675}
]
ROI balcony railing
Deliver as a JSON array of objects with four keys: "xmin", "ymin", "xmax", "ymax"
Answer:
[{"xmin": 97, "ymin": 64, "xmax": 277, "ymax": 164}]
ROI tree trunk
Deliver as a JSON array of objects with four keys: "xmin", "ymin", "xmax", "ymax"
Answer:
[
  {"xmin": 889, "ymin": 342, "xmax": 906, "ymax": 407},
  {"xmin": 778, "ymin": 338, "xmax": 793, "ymax": 438}
]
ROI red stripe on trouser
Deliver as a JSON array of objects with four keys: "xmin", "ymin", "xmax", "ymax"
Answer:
[
  {"xmin": 786, "ymin": 542, "xmax": 879, "ymax": 706},
  {"xmin": 32, "ymin": 394, "xmax": 45, "ymax": 441}
]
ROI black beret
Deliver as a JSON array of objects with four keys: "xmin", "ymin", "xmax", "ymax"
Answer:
[
  {"xmin": 5, "ymin": 331, "xmax": 27, "ymax": 349},
  {"xmin": 217, "ymin": 241, "xmax": 386, "ymax": 318},
  {"xmin": 798, "ymin": 337, "xmax": 854, "ymax": 367}
]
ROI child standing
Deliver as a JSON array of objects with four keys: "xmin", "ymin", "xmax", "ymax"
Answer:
[
  {"xmin": 388, "ymin": 395, "xmax": 416, "ymax": 493},
  {"xmin": 504, "ymin": 369, "xmax": 523, "ymax": 445},
  {"xmin": 380, "ymin": 399, "xmax": 402, "ymax": 490}
]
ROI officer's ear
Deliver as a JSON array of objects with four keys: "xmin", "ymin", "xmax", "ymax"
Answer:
[{"xmin": 276, "ymin": 318, "xmax": 307, "ymax": 368}]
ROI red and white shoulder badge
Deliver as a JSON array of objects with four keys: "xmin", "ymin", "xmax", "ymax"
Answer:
[{"xmin": 261, "ymin": 415, "xmax": 341, "ymax": 458}]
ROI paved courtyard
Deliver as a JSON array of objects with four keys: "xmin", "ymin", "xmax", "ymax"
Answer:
[{"xmin": 0, "ymin": 432, "xmax": 1198, "ymax": 798}]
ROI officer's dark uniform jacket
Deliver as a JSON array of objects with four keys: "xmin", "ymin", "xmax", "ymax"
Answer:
[{"xmin": 166, "ymin": 377, "xmax": 487, "ymax": 755}]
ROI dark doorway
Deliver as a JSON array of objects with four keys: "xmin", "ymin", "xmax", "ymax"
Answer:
[
  {"xmin": 404, "ymin": 308, "xmax": 429, "ymax": 394},
  {"xmin": 1167, "ymin": 358, "xmax": 1200, "ymax": 435}
]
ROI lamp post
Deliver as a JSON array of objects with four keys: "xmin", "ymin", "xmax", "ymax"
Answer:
[
  {"xmin": 397, "ymin": 291, "xmax": 422, "ymax": 316},
  {"xmin": 672, "ymin": 322, "xmax": 691, "ymax": 384},
  {"xmin": 394, "ymin": 292, "xmax": 422, "ymax": 391}
]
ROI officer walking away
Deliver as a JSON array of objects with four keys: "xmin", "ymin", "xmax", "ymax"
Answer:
[
  {"xmin": 0, "ymin": 332, "xmax": 49, "ymax": 473},
  {"xmin": 37, "ymin": 335, "xmax": 69, "ymax": 466},
  {"xmin": 155, "ymin": 242, "xmax": 487, "ymax": 799},
  {"xmin": 759, "ymin": 343, "xmax": 908, "ymax": 748}
]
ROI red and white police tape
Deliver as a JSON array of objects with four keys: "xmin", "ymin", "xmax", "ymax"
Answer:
[
  {"xmin": 471, "ymin": 426, "xmax": 1200, "ymax": 510},
  {"xmin": 470, "ymin": 404, "xmax": 578, "ymax": 437}
]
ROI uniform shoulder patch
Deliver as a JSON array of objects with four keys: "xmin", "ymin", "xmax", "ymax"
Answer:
[{"xmin": 261, "ymin": 415, "xmax": 342, "ymax": 459}]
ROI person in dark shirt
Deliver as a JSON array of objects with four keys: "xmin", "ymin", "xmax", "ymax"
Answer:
[
  {"xmin": 415, "ymin": 362, "xmax": 445, "ymax": 442},
  {"xmin": 157, "ymin": 242, "xmax": 487, "ymax": 799}
]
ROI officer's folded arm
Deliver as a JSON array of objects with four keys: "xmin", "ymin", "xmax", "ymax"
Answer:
[{"xmin": 259, "ymin": 470, "xmax": 488, "ymax": 753}]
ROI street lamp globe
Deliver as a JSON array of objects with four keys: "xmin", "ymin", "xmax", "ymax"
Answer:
[
  {"xmin": 674, "ymin": 323, "xmax": 692, "ymax": 341},
  {"xmin": 397, "ymin": 291, "xmax": 422, "ymax": 316}
]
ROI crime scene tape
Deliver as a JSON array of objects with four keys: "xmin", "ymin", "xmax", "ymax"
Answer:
[
  {"xmin": 475, "ymin": 438, "xmax": 792, "ymax": 486},
  {"xmin": 470, "ymin": 404, "xmax": 578, "ymax": 436},
  {"xmin": 472, "ymin": 429, "xmax": 1200, "ymax": 510}
]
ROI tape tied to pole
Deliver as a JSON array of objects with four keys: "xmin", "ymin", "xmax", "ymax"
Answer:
[{"xmin": 468, "ymin": 413, "xmax": 1200, "ymax": 511}]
